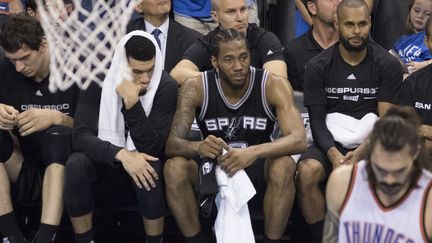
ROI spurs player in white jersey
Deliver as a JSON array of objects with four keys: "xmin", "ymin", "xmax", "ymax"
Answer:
[{"xmin": 323, "ymin": 106, "xmax": 432, "ymax": 243}]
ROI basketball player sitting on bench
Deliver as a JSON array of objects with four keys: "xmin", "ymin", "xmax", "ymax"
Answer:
[
  {"xmin": 164, "ymin": 28, "xmax": 306, "ymax": 243},
  {"xmin": 63, "ymin": 31, "xmax": 177, "ymax": 243},
  {"xmin": 296, "ymin": 0, "xmax": 403, "ymax": 241},
  {"xmin": 0, "ymin": 15, "xmax": 79, "ymax": 243}
]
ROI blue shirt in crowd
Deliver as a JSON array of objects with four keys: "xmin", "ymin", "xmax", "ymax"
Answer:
[{"xmin": 394, "ymin": 31, "xmax": 432, "ymax": 64}]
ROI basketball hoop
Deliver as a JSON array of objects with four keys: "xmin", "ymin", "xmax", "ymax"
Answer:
[{"xmin": 35, "ymin": 0, "xmax": 140, "ymax": 92}]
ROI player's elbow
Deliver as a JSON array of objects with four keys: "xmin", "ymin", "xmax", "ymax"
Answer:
[
  {"xmin": 291, "ymin": 131, "xmax": 307, "ymax": 154},
  {"xmin": 170, "ymin": 60, "xmax": 200, "ymax": 86},
  {"xmin": 169, "ymin": 66, "xmax": 184, "ymax": 86},
  {"xmin": 297, "ymin": 135, "xmax": 308, "ymax": 153}
]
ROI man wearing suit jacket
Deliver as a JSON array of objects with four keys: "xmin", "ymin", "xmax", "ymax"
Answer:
[{"xmin": 128, "ymin": 0, "xmax": 203, "ymax": 73}]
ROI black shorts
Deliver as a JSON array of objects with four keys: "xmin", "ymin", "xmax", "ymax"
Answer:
[
  {"xmin": 299, "ymin": 143, "xmax": 354, "ymax": 178},
  {"xmin": 195, "ymin": 158, "xmax": 267, "ymax": 212},
  {"xmin": 244, "ymin": 159, "xmax": 267, "ymax": 212},
  {"xmin": 0, "ymin": 130, "xmax": 13, "ymax": 162},
  {"xmin": 11, "ymin": 161, "xmax": 43, "ymax": 207}
]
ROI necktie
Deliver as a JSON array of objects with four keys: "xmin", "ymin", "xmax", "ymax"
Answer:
[{"xmin": 151, "ymin": 29, "xmax": 162, "ymax": 49}]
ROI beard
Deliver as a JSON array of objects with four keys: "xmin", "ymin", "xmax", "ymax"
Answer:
[
  {"xmin": 217, "ymin": 68, "xmax": 247, "ymax": 90},
  {"xmin": 316, "ymin": 11, "xmax": 335, "ymax": 27},
  {"xmin": 139, "ymin": 89, "xmax": 147, "ymax": 96},
  {"xmin": 377, "ymin": 182, "xmax": 403, "ymax": 196},
  {"xmin": 340, "ymin": 34, "xmax": 368, "ymax": 52},
  {"xmin": 366, "ymin": 161, "xmax": 415, "ymax": 196}
]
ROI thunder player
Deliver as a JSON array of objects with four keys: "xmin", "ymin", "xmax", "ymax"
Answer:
[
  {"xmin": 0, "ymin": 16, "xmax": 78, "ymax": 243},
  {"xmin": 323, "ymin": 106, "xmax": 432, "ymax": 243},
  {"xmin": 164, "ymin": 28, "xmax": 306, "ymax": 243}
]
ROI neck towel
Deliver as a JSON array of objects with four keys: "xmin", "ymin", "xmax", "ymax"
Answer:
[{"xmin": 97, "ymin": 30, "xmax": 163, "ymax": 151}]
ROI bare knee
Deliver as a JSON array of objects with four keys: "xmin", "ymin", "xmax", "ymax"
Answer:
[
  {"xmin": 164, "ymin": 157, "xmax": 195, "ymax": 188},
  {"xmin": 296, "ymin": 159, "xmax": 325, "ymax": 191},
  {"xmin": 266, "ymin": 156, "xmax": 296, "ymax": 188}
]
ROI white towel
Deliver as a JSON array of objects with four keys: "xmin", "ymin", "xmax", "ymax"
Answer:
[
  {"xmin": 326, "ymin": 112, "xmax": 378, "ymax": 149},
  {"xmin": 214, "ymin": 166, "xmax": 256, "ymax": 243},
  {"xmin": 97, "ymin": 30, "xmax": 163, "ymax": 151}
]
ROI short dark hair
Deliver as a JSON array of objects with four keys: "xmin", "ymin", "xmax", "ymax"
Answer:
[
  {"xmin": 124, "ymin": 35, "xmax": 156, "ymax": 62},
  {"xmin": 209, "ymin": 28, "xmax": 249, "ymax": 58},
  {"xmin": 336, "ymin": 0, "xmax": 369, "ymax": 20},
  {"xmin": 366, "ymin": 106, "xmax": 431, "ymax": 186},
  {"xmin": 0, "ymin": 15, "xmax": 45, "ymax": 53}
]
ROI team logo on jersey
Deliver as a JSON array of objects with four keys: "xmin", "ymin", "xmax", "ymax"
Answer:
[
  {"xmin": 343, "ymin": 221, "xmax": 414, "ymax": 243},
  {"xmin": 204, "ymin": 116, "xmax": 268, "ymax": 138},
  {"xmin": 326, "ymin": 87, "xmax": 378, "ymax": 95},
  {"xmin": 347, "ymin": 74, "xmax": 357, "ymax": 80},
  {"xmin": 35, "ymin": 90, "xmax": 43, "ymax": 96},
  {"xmin": 225, "ymin": 117, "xmax": 242, "ymax": 139}
]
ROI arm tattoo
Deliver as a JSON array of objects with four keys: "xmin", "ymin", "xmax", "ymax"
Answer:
[
  {"xmin": 167, "ymin": 79, "xmax": 202, "ymax": 156},
  {"xmin": 323, "ymin": 209, "xmax": 339, "ymax": 243},
  {"xmin": 172, "ymin": 86, "xmax": 195, "ymax": 139}
]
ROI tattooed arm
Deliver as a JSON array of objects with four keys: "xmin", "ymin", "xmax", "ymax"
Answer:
[
  {"xmin": 323, "ymin": 165, "xmax": 353, "ymax": 243},
  {"xmin": 165, "ymin": 75, "xmax": 227, "ymax": 159},
  {"xmin": 165, "ymin": 76, "xmax": 203, "ymax": 158}
]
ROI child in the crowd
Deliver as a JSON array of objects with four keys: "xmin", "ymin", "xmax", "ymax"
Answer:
[{"xmin": 393, "ymin": 0, "xmax": 432, "ymax": 73}]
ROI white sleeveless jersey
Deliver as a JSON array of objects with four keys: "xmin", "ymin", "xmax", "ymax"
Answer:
[{"xmin": 339, "ymin": 160, "xmax": 432, "ymax": 243}]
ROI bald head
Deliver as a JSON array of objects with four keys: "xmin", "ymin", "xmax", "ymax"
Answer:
[
  {"xmin": 336, "ymin": 0, "xmax": 370, "ymax": 21},
  {"xmin": 210, "ymin": 0, "xmax": 248, "ymax": 34},
  {"xmin": 211, "ymin": 0, "xmax": 247, "ymax": 11}
]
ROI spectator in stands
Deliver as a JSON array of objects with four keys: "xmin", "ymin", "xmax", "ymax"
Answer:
[
  {"xmin": 285, "ymin": 0, "xmax": 341, "ymax": 91},
  {"xmin": 297, "ymin": 0, "xmax": 402, "ymax": 241},
  {"xmin": 127, "ymin": 0, "xmax": 202, "ymax": 73},
  {"xmin": 392, "ymin": 0, "xmax": 432, "ymax": 73},
  {"xmin": 246, "ymin": 0, "xmax": 260, "ymax": 27},
  {"xmin": 170, "ymin": 0, "xmax": 287, "ymax": 86},
  {"xmin": 164, "ymin": 28, "xmax": 306, "ymax": 243},
  {"xmin": 294, "ymin": 0, "xmax": 312, "ymax": 38},
  {"xmin": 173, "ymin": 0, "xmax": 217, "ymax": 35},
  {"xmin": 400, "ymin": 18, "xmax": 432, "ymax": 154},
  {"xmin": 63, "ymin": 32, "xmax": 177, "ymax": 243},
  {"xmin": 0, "ymin": 0, "xmax": 24, "ymax": 23},
  {"xmin": 26, "ymin": 0, "xmax": 70, "ymax": 21},
  {"xmin": 367, "ymin": 0, "xmax": 411, "ymax": 50},
  {"xmin": 0, "ymin": 15, "xmax": 79, "ymax": 243},
  {"xmin": 173, "ymin": 0, "xmax": 260, "ymax": 35},
  {"xmin": 296, "ymin": 0, "xmax": 312, "ymax": 27}
]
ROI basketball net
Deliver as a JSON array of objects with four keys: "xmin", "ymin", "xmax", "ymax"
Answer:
[{"xmin": 35, "ymin": 0, "xmax": 140, "ymax": 92}]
